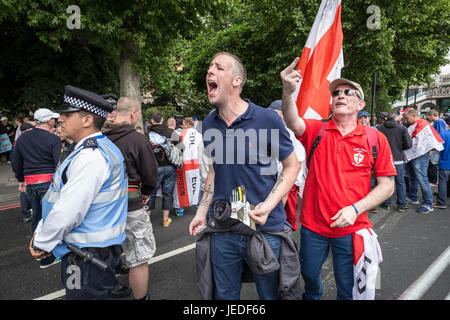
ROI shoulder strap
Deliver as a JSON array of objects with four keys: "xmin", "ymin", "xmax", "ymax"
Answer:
[
  {"xmin": 362, "ymin": 126, "xmax": 379, "ymax": 161},
  {"xmin": 307, "ymin": 122, "xmax": 380, "ymax": 170},
  {"xmin": 362, "ymin": 126, "xmax": 379, "ymax": 180},
  {"xmin": 62, "ymin": 135, "xmax": 102, "ymax": 184},
  {"xmin": 306, "ymin": 120, "xmax": 329, "ymax": 169},
  {"xmin": 82, "ymin": 137, "xmax": 99, "ymax": 149}
]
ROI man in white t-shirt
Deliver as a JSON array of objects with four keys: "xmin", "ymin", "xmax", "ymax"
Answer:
[{"xmin": 268, "ymin": 100, "xmax": 306, "ymax": 231}]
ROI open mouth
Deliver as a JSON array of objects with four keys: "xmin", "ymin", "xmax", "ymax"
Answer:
[{"xmin": 207, "ymin": 79, "xmax": 218, "ymax": 96}]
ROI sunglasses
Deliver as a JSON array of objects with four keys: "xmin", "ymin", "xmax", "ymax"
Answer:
[{"xmin": 331, "ymin": 89, "xmax": 361, "ymax": 99}]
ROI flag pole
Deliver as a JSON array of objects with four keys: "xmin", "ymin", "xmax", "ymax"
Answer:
[
  {"xmin": 370, "ymin": 73, "xmax": 377, "ymax": 126},
  {"xmin": 405, "ymin": 81, "xmax": 409, "ymax": 108}
]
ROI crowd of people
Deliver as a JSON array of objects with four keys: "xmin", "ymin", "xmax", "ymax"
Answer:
[
  {"xmin": 0, "ymin": 51, "xmax": 448, "ymax": 301},
  {"xmin": 2, "ymin": 89, "xmax": 207, "ymax": 300},
  {"xmin": 358, "ymin": 108, "xmax": 450, "ymax": 213}
]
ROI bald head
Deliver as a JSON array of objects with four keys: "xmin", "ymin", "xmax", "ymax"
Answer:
[
  {"xmin": 116, "ymin": 97, "xmax": 140, "ymax": 115},
  {"xmin": 114, "ymin": 97, "xmax": 141, "ymax": 127}
]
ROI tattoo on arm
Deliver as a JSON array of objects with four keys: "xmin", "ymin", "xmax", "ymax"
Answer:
[
  {"xmin": 200, "ymin": 184, "xmax": 214, "ymax": 207},
  {"xmin": 271, "ymin": 172, "xmax": 284, "ymax": 194}
]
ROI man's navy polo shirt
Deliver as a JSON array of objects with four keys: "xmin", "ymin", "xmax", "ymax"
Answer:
[{"xmin": 202, "ymin": 99, "xmax": 294, "ymax": 231}]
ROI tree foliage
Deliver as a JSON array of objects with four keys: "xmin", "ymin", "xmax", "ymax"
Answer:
[
  {"xmin": 0, "ymin": 20, "xmax": 119, "ymax": 114},
  {"xmin": 0, "ymin": 0, "xmax": 231, "ymax": 114},
  {"xmin": 0, "ymin": 0, "xmax": 448, "ymax": 118},
  {"xmin": 155, "ymin": 0, "xmax": 450, "ymax": 117}
]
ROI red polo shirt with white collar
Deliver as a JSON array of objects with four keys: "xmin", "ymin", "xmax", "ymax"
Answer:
[{"xmin": 298, "ymin": 118, "xmax": 396, "ymax": 237}]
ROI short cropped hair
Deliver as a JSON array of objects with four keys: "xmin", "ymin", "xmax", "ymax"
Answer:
[
  {"xmin": 116, "ymin": 97, "xmax": 140, "ymax": 116},
  {"xmin": 151, "ymin": 111, "xmax": 163, "ymax": 124},
  {"xmin": 387, "ymin": 112, "xmax": 398, "ymax": 120},
  {"xmin": 405, "ymin": 108, "xmax": 419, "ymax": 117},
  {"xmin": 78, "ymin": 111, "xmax": 105, "ymax": 130},
  {"xmin": 426, "ymin": 109, "xmax": 438, "ymax": 117},
  {"xmin": 183, "ymin": 117, "xmax": 194, "ymax": 127},
  {"xmin": 213, "ymin": 52, "xmax": 247, "ymax": 92}
]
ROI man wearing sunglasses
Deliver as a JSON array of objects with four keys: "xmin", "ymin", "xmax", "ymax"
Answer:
[{"xmin": 280, "ymin": 58, "xmax": 396, "ymax": 300}]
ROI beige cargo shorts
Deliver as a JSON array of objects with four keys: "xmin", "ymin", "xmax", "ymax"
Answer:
[{"xmin": 123, "ymin": 207, "xmax": 156, "ymax": 268}]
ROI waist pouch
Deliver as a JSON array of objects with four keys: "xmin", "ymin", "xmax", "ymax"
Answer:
[{"xmin": 207, "ymin": 200, "xmax": 256, "ymax": 237}]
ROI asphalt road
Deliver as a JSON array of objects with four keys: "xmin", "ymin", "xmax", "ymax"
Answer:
[{"xmin": 0, "ymin": 162, "xmax": 449, "ymax": 301}]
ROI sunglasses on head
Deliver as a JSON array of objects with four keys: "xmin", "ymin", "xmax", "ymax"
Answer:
[{"xmin": 331, "ymin": 89, "xmax": 360, "ymax": 99}]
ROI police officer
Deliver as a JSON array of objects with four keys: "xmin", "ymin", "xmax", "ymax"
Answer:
[{"xmin": 29, "ymin": 85, "xmax": 128, "ymax": 300}]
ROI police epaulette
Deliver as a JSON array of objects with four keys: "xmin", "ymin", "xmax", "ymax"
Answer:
[{"xmin": 83, "ymin": 137, "xmax": 98, "ymax": 149}]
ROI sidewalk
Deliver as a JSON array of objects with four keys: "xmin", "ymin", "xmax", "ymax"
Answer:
[{"xmin": 0, "ymin": 162, "xmax": 20, "ymax": 204}]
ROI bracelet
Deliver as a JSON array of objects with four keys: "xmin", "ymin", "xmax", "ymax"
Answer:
[{"xmin": 351, "ymin": 204, "xmax": 359, "ymax": 215}]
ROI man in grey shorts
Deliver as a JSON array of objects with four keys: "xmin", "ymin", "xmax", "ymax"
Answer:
[{"xmin": 103, "ymin": 96, "xmax": 159, "ymax": 300}]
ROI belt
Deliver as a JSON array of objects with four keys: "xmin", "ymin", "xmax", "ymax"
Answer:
[
  {"xmin": 86, "ymin": 245, "xmax": 123, "ymax": 260},
  {"xmin": 128, "ymin": 183, "xmax": 140, "ymax": 191},
  {"xmin": 128, "ymin": 181, "xmax": 141, "ymax": 199},
  {"xmin": 68, "ymin": 245, "xmax": 123, "ymax": 262},
  {"xmin": 24, "ymin": 174, "xmax": 53, "ymax": 185}
]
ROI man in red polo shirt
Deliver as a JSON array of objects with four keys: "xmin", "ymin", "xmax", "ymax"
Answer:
[{"xmin": 280, "ymin": 58, "xmax": 396, "ymax": 300}]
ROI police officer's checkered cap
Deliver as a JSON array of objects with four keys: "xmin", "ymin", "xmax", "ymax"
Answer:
[
  {"xmin": 101, "ymin": 94, "xmax": 118, "ymax": 110},
  {"xmin": 62, "ymin": 85, "xmax": 114, "ymax": 118}
]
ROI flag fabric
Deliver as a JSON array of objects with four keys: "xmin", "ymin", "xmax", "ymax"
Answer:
[
  {"xmin": 0, "ymin": 133, "xmax": 12, "ymax": 153},
  {"xmin": 293, "ymin": 0, "xmax": 344, "ymax": 120},
  {"xmin": 173, "ymin": 128, "xmax": 202, "ymax": 208},
  {"xmin": 404, "ymin": 119, "xmax": 444, "ymax": 162},
  {"xmin": 352, "ymin": 228, "xmax": 383, "ymax": 300}
]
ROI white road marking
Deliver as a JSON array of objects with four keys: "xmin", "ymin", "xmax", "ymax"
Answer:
[
  {"xmin": 398, "ymin": 245, "xmax": 450, "ymax": 300},
  {"xmin": 33, "ymin": 243, "xmax": 196, "ymax": 300},
  {"xmin": 149, "ymin": 243, "xmax": 196, "ymax": 264},
  {"xmin": 34, "ymin": 289, "xmax": 66, "ymax": 301}
]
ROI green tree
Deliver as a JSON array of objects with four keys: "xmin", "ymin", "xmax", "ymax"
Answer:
[
  {"xmin": 0, "ymin": 20, "xmax": 119, "ymax": 114},
  {"xmin": 0, "ymin": 0, "xmax": 231, "ymax": 115},
  {"xmin": 164, "ymin": 0, "xmax": 449, "ymax": 117}
]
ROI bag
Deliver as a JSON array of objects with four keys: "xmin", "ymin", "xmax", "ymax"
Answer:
[
  {"xmin": 165, "ymin": 142, "xmax": 183, "ymax": 168},
  {"xmin": 148, "ymin": 131, "xmax": 183, "ymax": 169},
  {"xmin": 430, "ymin": 149, "xmax": 440, "ymax": 165}
]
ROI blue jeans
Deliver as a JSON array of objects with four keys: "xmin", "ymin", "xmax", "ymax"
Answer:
[
  {"xmin": 383, "ymin": 164, "xmax": 407, "ymax": 207},
  {"xmin": 299, "ymin": 227, "xmax": 353, "ymax": 300},
  {"xmin": 210, "ymin": 232, "xmax": 281, "ymax": 300},
  {"xmin": 436, "ymin": 169, "xmax": 450, "ymax": 206},
  {"xmin": 147, "ymin": 165, "xmax": 177, "ymax": 211},
  {"xmin": 405, "ymin": 153, "xmax": 433, "ymax": 208},
  {"xmin": 20, "ymin": 191, "xmax": 32, "ymax": 219},
  {"xmin": 26, "ymin": 182, "xmax": 51, "ymax": 233}
]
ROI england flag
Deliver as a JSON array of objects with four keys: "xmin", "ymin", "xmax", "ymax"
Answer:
[
  {"xmin": 293, "ymin": 0, "xmax": 344, "ymax": 120},
  {"xmin": 404, "ymin": 119, "xmax": 444, "ymax": 162}
]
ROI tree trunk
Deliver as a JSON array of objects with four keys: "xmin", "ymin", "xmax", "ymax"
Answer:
[{"xmin": 119, "ymin": 39, "xmax": 143, "ymax": 128}]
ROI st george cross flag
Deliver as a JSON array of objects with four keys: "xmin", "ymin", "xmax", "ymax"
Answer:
[
  {"xmin": 293, "ymin": 0, "xmax": 344, "ymax": 120},
  {"xmin": 0, "ymin": 133, "xmax": 12, "ymax": 153},
  {"xmin": 404, "ymin": 118, "xmax": 444, "ymax": 162},
  {"xmin": 352, "ymin": 228, "xmax": 383, "ymax": 300},
  {"xmin": 173, "ymin": 128, "xmax": 202, "ymax": 209}
]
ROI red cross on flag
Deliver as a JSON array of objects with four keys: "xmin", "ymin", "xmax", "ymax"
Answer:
[{"xmin": 293, "ymin": 0, "xmax": 344, "ymax": 119}]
